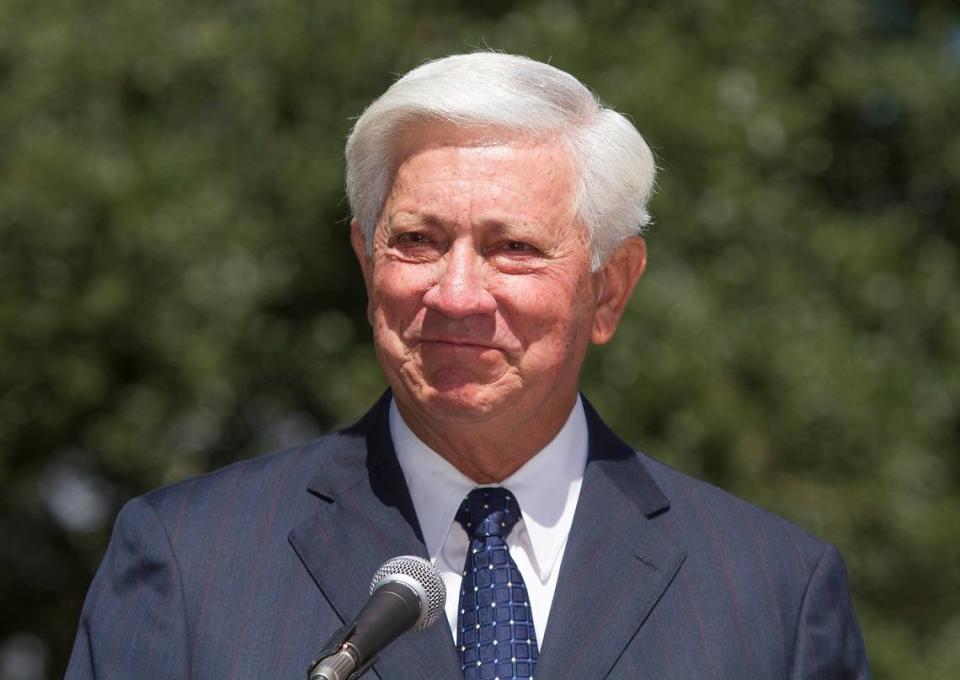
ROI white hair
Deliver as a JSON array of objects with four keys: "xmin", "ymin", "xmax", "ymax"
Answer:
[{"xmin": 345, "ymin": 52, "xmax": 656, "ymax": 270}]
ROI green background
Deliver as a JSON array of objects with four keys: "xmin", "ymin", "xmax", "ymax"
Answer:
[{"xmin": 1, "ymin": 1, "xmax": 958, "ymax": 677}]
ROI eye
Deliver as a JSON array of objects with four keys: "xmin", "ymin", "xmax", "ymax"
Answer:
[
  {"xmin": 388, "ymin": 231, "xmax": 443, "ymax": 261},
  {"xmin": 391, "ymin": 232, "xmax": 439, "ymax": 251},
  {"xmin": 505, "ymin": 240, "xmax": 533, "ymax": 252},
  {"xmin": 395, "ymin": 232, "xmax": 430, "ymax": 244},
  {"xmin": 488, "ymin": 239, "xmax": 544, "ymax": 273},
  {"xmin": 495, "ymin": 240, "xmax": 540, "ymax": 256}
]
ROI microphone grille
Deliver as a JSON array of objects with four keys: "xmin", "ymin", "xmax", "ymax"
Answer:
[{"xmin": 370, "ymin": 555, "xmax": 446, "ymax": 631}]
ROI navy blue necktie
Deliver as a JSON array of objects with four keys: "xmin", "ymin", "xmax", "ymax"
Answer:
[{"xmin": 455, "ymin": 487, "xmax": 539, "ymax": 680}]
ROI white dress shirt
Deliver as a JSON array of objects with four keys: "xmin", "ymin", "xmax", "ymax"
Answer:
[{"xmin": 390, "ymin": 396, "xmax": 588, "ymax": 644}]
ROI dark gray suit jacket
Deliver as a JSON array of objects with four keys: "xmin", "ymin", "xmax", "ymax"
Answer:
[{"xmin": 67, "ymin": 393, "xmax": 870, "ymax": 678}]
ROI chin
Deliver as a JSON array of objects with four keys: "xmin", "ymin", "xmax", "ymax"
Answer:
[{"xmin": 405, "ymin": 376, "xmax": 515, "ymax": 421}]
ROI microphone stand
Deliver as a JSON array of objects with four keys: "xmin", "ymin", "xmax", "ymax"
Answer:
[{"xmin": 306, "ymin": 623, "xmax": 377, "ymax": 680}]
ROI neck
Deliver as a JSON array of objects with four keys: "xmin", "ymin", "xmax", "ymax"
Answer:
[{"xmin": 394, "ymin": 391, "xmax": 578, "ymax": 484}]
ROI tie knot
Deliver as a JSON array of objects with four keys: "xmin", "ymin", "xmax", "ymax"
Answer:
[{"xmin": 455, "ymin": 487, "xmax": 521, "ymax": 540}]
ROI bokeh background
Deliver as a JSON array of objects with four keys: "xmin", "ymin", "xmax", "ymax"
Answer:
[{"xmin": 2, "ymin": 1, "xmax": 958, "ymax": 678}]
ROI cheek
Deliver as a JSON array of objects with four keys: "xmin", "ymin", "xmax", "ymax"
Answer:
[
  {"xmin": 370, "ymin": 265, "xmax": 432, "ymax": 321},
  {"xmin": 497, "ymin": 277, "xmax": 588, "ymax": 340}
]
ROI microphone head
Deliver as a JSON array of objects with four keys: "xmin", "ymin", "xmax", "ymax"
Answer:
[{"xmin": 369, "ymin": 555, "xmax": 446, "ymax": 631}]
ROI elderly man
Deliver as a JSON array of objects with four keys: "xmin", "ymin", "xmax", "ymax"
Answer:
[{"xmin": 67, "ymin": 53, "xmax": 870, "ymax": 679}]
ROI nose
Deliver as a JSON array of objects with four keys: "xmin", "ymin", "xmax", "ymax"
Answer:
[{"xmin": 422, "ymin": 241, "xmax": 497, "ymax": 319}]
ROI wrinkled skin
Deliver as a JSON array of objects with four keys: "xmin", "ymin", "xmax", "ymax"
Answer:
[{"xmin": 352, "ymin": 126, "xmax": 646, "ymax": 482}]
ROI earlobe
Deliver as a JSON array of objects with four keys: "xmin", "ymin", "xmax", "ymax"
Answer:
[{"xmin": 591, "ymin": 237, "xmax": 647, "ymax": 345}]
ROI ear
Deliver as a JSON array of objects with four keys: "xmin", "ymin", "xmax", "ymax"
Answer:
[
  {"xmin": 591, "ymin": 237, "xmax": 647, "ymax": 345},
  {"xmin": 351, "ymin": 218, "xmax": 373, "ymax": 289},
  {"xmin": 351, "ymin": 219, "xmax": 376, "ymax": 325}
]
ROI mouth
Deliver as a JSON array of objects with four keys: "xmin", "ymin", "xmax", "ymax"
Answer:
[{"xmin": 418, "ymin": 338, "xmax": 501, "ymax": 352}]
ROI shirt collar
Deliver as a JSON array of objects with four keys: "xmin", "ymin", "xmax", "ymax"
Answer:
[{"xmin": 390, "ymin": 395, "xmax": 588, "ymax": 582}]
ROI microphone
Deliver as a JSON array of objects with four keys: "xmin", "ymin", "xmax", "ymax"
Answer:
[{"xmin": 308, "ymin": 555, "xmax": 446, "ymax": 680}]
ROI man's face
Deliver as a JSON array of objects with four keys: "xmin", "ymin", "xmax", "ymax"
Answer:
[{"xmin": 353, "ymin": 127, "xmax": 632, "ymax": 426}]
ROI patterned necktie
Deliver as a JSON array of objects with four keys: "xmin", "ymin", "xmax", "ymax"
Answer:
[{"xmin": 455, "ymin": 487, "xmax": 539, "ymax": 680}]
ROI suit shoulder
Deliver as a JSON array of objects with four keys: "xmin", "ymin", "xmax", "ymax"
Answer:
[
  {"xmin": 638, "ymin": 451, "xmax": 829, "ymax": 560},
  {"xmin": 137, "ymin": 429, "xmax": 348, "ymax": 524}
]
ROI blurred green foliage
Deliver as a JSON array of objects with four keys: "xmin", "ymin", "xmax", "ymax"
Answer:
[{"xmin": 1, "ymin": 0, "xmax": 958, "ymax": 677}]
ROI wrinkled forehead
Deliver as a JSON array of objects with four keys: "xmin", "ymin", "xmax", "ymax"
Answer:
[
  {"xmin": 382, "ymin": 124, "xmax": 581, "ymax": 231},
  {"xmin": 389, "ymin": 120, "xmax": 574, "ymax": 179}
]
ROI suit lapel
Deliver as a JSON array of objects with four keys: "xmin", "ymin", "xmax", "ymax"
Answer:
[
  {"xmin": 288, "ymin": 394, "xmax": 684, "ymax": 680},
  {"xmin": 535, "ymin": 399, "xmax": 686, "ymax": 679},
  {"xmin": 288, "ymin": 394, "xmax": 462, "ymax": 680}
]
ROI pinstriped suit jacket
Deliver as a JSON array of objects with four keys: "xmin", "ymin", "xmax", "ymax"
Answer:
[{"xmin": 66, "ymin": 393, "xmax": 870, "ymax": 678}]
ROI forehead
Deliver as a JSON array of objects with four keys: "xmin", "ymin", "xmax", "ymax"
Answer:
[{"xmin": 385, "ymin": 124, "xmax": 579, "ymax": 226}]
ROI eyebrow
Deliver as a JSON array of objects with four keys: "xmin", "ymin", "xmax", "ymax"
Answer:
[
  {"xmin": 479, "ymin": 218, "xmax": 543, "ymax": 237},
  {"xmin": 387, "ymin": 211, "xmax": 543, "ymax": 236},
  {"xmin": 387, "ymin": 211, "xmax": 446, "ymax": 230}
]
